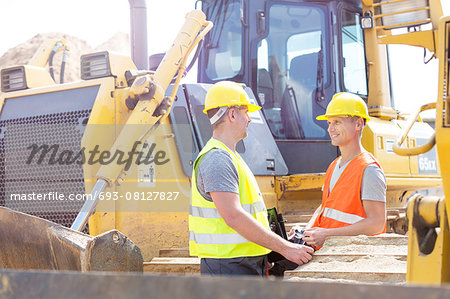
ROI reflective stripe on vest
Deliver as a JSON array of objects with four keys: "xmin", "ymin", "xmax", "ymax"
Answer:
[
  {"xmin": 313, "ymin": 152, "xmax": 385, "ymax": 232},
  {"xmin": 322, "ymin": 207, "xmax": 364, "ymax": 224},
  {"xmin": 190, "ymin": 201, "xmax": 266, "ymax": 219},
  {"xmin": 189, "ymin": 231, "xmax": 250, "ymax": 245},
  {"xmin": 318, "ymin": 206, "xmax": 324, "ymax": 216},
  {"xmin": 189, "ymin": 138, "xmax": 271, "ymax": 259}
]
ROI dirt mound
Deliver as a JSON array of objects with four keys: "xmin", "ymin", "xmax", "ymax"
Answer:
[
  {"xmin": 95, "ymin": 32, "xmax": 130, "ymax": 55},
  {"xmin": 0, "ymin": 32, "xmax": 130, "ymax": 83}
]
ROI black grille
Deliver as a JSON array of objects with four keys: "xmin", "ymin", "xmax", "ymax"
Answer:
[
  {"xmin": 0, "ymin": 110, "xmax": 91, "ymax": 229},
  {"xmin": 81, "ymin": 52, "xmax": 111, "ymax": 80},
  {"xmin": 1, "ymin": 67, "xmax": 27, "ymax": 92}
]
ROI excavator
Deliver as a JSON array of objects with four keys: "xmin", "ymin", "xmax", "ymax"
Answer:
[{"xmin": 0, "ymin": 0, "xmax": 449, "ymax": 296}]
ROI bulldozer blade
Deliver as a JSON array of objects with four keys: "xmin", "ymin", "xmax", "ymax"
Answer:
[{"xmin": 0, "ymin": 207, "xmax": 143, "ymax": 272}]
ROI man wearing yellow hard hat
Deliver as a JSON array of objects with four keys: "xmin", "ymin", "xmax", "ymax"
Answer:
[
  {"xmin": 189, "ymin": 81, "xmax": 313, "ymax": 276},
  {"xmin": 295, "ymin": 92, "xmax": 386, "ymax": 249}
]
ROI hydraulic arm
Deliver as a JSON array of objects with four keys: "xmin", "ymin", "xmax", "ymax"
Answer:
[{"xmin": 71, "ymin": 10, "xmax": 213, "ymax": 231}]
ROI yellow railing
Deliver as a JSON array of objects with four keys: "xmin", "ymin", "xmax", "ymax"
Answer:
[{"xmin": 393, "ymin": 102, "xmax": 436, "ymax": 156}]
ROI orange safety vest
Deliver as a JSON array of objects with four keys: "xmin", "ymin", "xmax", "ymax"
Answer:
[{"xmin": 313, "ymin": 152, "xmax": 386, "ymax": 235}]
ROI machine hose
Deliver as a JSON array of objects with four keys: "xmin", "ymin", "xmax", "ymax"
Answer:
[
  {"xmin": 49, "ymin": 41, "xmax": 64, "ymax": 82},
  {"xmin": 170, "ymin": 39, "xmax": 204, "ymax": 83},
  {"xmin": 49, "ymin": 49, "xmax": 56, "ymax": 81},
  {"xmin": 185, "ymin": 39, "xmax": 203, "ymax": 74},
  {"xmin": 60, "ymin": 50, "xmax": 68, "ymax": 83}
]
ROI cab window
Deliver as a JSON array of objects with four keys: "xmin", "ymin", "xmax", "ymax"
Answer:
[
  {"xmin": 204, "ymin": 1, "xmax": 242, "ymax": 80},
  {"xmin": 256, "ymin": 4, "xmax": 328, "ymax": 140},
  {"xmin": 341, "ymin": 9, "xmax": 368, "ymax": 95}
]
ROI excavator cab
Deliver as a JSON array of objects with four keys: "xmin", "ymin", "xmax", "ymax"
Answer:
[
  {"xmin": 197, "ymin": 0, "xmax": 441, "ymax": 237},
  {"xmin": 198, "ymin": 0, "xmax": 367, "ymax": 174}
]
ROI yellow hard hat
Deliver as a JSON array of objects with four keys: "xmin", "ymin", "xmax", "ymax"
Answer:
[
  {"xmin": 203, "ymin": 81, "xmax": 261, "ymax": 114},
  {"xmin": 316, "ymin": 92, "xmax": 370, "ymax": 122}
]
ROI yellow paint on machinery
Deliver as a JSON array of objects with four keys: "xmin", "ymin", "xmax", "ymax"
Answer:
[
  {"xmin": 406, "ymin": 15, "xmax": 450, "ymax": 284},
  {"xmin": 0, "ymin": 10, "xmax": 213, "ymax": 269},
  {"xmin": 87, "ymin": 11, "xmax": 212, "ymax": 259},
  {"xmin": 94, "ymin": 90, "xmax": 444, "ymax": 260},
  {"xmin": 0, "ymin": 39, "xmax": 65, "ymax": 88},
  {"xmin": 0, "ymin": 11, "xmax": 211, "ymax": 261},
  {"xmin": 1, "ymin": 1, "xmax": 449, "ymax": 283},
  {"xmin": 396, "ymin": 14, "xmax": 450, "ymax": 285},
  {"xmin": 28, "ymin": 38, "xmax": 68, "ymax": 68},
  {"xmin": 406, "ymin": 196, "xmax": 450, "ymax": 283},
  {"xmin": 89, "ymin": 123, "xmax": 192, "ymax": 259},
  {"xmin": 361, "ymin": 2, "xmax": 393, "ymax": 117},
  {"xmin": 95, "ymin": 10, "xmax": 209, "ymax": 183},
  {"xmin": 436, "ymin": 16, "xmax": 450, "ymax": 233}
]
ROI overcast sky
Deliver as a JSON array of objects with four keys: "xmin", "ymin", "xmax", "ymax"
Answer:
[{"xmin": 0, "ymin": 0, "xmax": 449, "ymax": 116}]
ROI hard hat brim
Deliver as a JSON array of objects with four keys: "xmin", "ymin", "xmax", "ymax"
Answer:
[
  {"xmin": 247, "ymin": 104, "xmax": 262, "ymax": 113},
  {"xmin": 203, "ymin": 103, "xmax": 262, "ymax": 114},
  {"xmin": 316, "ymin": 113, "xmax": 370, "ymax": 122}
]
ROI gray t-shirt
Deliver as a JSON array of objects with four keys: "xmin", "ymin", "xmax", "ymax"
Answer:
[
  {"xmin": 196, "ymin": 149, "xmax": 239, "ymax": 201},
  {"xmin": 329, "ymin": 157, "xmax": 386, "ymax": 202}
]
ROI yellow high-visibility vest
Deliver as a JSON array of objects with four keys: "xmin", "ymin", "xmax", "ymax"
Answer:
[{"xmin": 189, "ymin": 138, "xmax": 271, "ymax": 258}]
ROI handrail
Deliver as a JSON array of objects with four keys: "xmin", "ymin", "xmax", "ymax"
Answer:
[{"xmin": 393, "ymin": 102, "xmax": 436, "ymax": 156}]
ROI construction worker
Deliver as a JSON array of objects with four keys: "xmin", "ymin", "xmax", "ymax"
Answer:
[
  {"xmin": 189, "ymin": 81, "xmax": 313, "ymax": 276},
  {"xmin": 297, "ymin": 92, "xmax": 386, "ymax": 249}
]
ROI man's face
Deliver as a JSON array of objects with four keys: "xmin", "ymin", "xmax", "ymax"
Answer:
[
  {"xmin": 232, "ymin": 105, "xmax": 251, "ymax": 139},
  {"xmin": 326, "ymin": 115, "xmax": 361, "ymax": 147}
]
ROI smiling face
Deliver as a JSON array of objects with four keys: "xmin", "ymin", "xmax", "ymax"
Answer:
[{"xmin": 327, "ymin": 115, "xmax": 363, "ymax": 147}]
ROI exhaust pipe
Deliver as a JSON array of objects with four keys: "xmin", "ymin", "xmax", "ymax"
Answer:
[{"xmin": 129, "ymin": 0, "xmax": 149, "ymax": 70}]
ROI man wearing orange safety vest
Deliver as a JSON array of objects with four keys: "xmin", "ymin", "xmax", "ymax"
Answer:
[
  {"xmin": 294, "ymin": 92, "xmax": 386, "ymax": 250},
  {"xmin": 189, "ymin": 81, "xmax": 313, "ymax": 276}
]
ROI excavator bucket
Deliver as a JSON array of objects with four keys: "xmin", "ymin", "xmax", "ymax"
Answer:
[
  {"xmin": 0, "ymin": 207, "xmax": 143, "ymax": 272},
  {"xmin": 0, "ymin": 9, "xmax": 211, "ymax": 274}
]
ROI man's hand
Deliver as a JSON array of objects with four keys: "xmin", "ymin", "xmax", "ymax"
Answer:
[
  {"xmin": 287, "ymin": 224, "xmax": 302, "ymax": 239},
  {"xmin": 303, "ymin": 227, "xmax": 330, "ymax": 248},
  {"xmin": 280, "ymin": 242, "xmax": 314, "ymax": 265},
  {"xmin": 212, "ymin": 191, "xmax": 314, "ymax": 264}
]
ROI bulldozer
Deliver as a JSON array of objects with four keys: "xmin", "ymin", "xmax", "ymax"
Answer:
[
  {"xmin": 0, "ymin": 3, "xmax": 214, "ymax": 272},
  {"xmin": 0, "ymin": 0, "xmax": 450, "ymax": 296}
]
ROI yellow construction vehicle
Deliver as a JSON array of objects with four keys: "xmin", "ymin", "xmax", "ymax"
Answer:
[
  {"xmin": 0, "ymin": 6, "xmax": 213, "ymax": 271},
  {"xmin": 393, "ymin": 14, "xmax": 450, "ymax": 284},
  {"xmin": 0, "ymin": 0, "xmax": 449, "ymax": 292}
]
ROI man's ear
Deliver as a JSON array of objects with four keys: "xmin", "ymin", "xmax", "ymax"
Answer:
[
  {"xmin": 356, "ymin": 118, "xmax": 365, "ymax": 131},
  {"xmin": 229, "ymin": 108, "xmax": 236, "ymax": 120}
]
